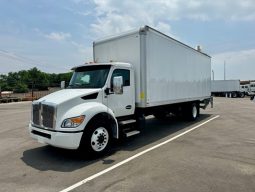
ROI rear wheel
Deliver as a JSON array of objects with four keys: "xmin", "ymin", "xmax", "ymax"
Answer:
[
  {"xmin": 232, "ymin": 92, "xmax": 237, "ymax": 98},
  {"xmin": 79, "ymin": 121, "xmax": 112, "ymax": 157},
  {"xmin": 184, "ymin": 103, "xmax": 199, "ymax": 121}
]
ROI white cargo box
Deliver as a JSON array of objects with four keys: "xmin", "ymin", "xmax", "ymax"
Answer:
[
  {"xmin": 211, "ymin": 80, "xmax": 240, "ymax": 93},
  {"xmin": 94, "ymin": 26, "xmax": 211, "ymax": 108}
]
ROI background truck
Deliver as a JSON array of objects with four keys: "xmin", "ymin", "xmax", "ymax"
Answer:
[
  {"xmin": 29, "ymin": 26, "xmax": 212, "ymax": 156},
  {"xmin": 211, "ymin": 80, "xmax": 245, "ymax": 98},
  {"xmin": 240, "ymin": 84, "xmax": 250, "ymax": 95},
  {"xmin": 249, "ymin": 82, "xmax": 255, "ymax": 96}
]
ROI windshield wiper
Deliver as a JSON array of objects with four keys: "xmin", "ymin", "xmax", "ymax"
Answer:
[
  {"xmin": 67, "ymin": 83, "xmax": 93, "ymax": 89},
  {"xmin": 67, "ymin": 84, "xmax": 78, "ymax": 88}
]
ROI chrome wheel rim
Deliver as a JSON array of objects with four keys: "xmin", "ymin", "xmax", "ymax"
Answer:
[
  {"xmin": 192, "ymin": 105, "xmax": 197, "ymax": 119},
  {"xmin": 91, "ymin": 127, "xmax": 109, "ymax": 152}
]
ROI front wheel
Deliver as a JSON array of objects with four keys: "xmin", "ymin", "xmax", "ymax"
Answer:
[
  {"xmin": 90, "ymin": 127, "xmax": 110, "ymax": 152},
  {"xmin": 239, "ymin": 92, "xmax": 245, "ymax": 98},
  {"xmin": 79, "ymin": 122, "xmax": 112, "ymax": 157}
]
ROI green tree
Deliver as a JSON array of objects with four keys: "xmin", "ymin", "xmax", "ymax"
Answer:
[
  {"xmin": 0, "ymin": 68, "xmax": 73, "ymax": 93},
  {"xmin": 27, "ymin": 67, "xmax": 49, "ymax": 90},
  {"xmin": 13, "ymin": 83, "xmax": 29, "ymax": 93}
]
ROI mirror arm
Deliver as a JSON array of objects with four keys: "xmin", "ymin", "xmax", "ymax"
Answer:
[{"xmin": 105, "ymin": 88, "xmax": 114, "ymax": 95}]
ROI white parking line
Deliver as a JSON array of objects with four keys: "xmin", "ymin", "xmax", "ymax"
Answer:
[{"xmin": 60, "ymin": 115, "xmax": 220, "ymax": 192}]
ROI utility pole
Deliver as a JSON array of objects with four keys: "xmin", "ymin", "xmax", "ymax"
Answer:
[
  {"xmin": 212, "ymin": 70, "xmax": 214, "ymax": 81},
  {"xmin": 31, "ymin": 81, "xmax": 34, "ymax": 101},
  {"xmin": 224, "ymin": 60, "xmax": 226, "ymax": 80}
]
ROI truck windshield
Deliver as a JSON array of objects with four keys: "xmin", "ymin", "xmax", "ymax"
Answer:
[{"xmin": 68, "ymin": 65, "xmax": 111, "ymax": 89}]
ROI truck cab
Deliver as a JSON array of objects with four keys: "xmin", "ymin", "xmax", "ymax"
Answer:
[
  {"xmin": 250, "ymin": 82, "xmax": 255, "ymax": 93},
  {"xmin": 240, "ymin": 84, "xmax": 250, "ymax": 95},
  {"xmin": 29, "ymin": 62, "xmax": 135, "ymax": 155}
]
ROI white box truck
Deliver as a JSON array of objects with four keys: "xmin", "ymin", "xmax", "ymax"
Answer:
[
  {"xmin": 240, "ymin": 81, "xmax": 255, "ymax": 96},
  {"xmin": 211, "ymin": 80, "xmax": 245, "ymax": 98},
  {"xmin": 29, "ymin": 26, "xmax": 212, "ymax": 155},
  {"xmin": 240, "ymin": 84, "xmax": 250, "ymax": 95},
  {"xmin": 249, "ymin": 82, "xmax": 255, "ymax": 95}
]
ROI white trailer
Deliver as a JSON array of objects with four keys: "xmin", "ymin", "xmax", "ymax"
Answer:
[
  {"xmin": 211, "ymin": 80, "xmax": 245, "ymax": 98},
  {"xmin": 29, "ymin": 26, "xmax": 212, "ymax": 156},
  {"xmin": 94, "ymin": 26, "xmax": 211, "ymax": 108}
]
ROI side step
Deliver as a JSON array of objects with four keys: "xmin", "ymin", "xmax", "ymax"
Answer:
[
  {"xmin": 125, "ymin": 130, "xmax": 140, "ymax": 137},
  {"xmin": 119, "ymin": 119, "xmax": 140, "ymax": 137},
  {"xmin": 119, "ymin": 119, "xmax": 136, "ymax": 126}
]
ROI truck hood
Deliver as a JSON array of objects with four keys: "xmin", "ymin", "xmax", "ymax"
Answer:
[{"xmin": 37, "ymin": 88, "xmax": 101, "ymax": 105}]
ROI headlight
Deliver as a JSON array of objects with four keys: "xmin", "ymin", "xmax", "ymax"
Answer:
[{"xmin": 61, "ymin": 115, "xmax": 85, "ymax": 128}]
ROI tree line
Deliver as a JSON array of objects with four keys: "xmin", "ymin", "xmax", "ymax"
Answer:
[{"xmin": 0, "ymin": 67, "xmax": 72, "ymax": 93}]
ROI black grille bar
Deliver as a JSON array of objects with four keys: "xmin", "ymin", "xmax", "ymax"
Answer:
[
  {"xmin": 31, "ymin": 130, "xmax": 51, "ymax": 139},
  {"xmin": 32, "ymin": 104, "xmax": 40, "ymax": 125}
]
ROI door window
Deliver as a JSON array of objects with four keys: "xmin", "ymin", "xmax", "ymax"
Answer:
[{"xmin": 111, "ymin": 69, "xmax": 130, "ymax": 87}]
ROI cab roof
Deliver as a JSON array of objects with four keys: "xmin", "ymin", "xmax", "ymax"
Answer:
[{"xmin": 71, "ymin": 62, "xmax": 132, "ymax": 70}]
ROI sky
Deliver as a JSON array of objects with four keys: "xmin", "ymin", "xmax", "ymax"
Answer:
[{"xmin": 0, "ymin": 0, "xmax": 255, "ymax": 80}]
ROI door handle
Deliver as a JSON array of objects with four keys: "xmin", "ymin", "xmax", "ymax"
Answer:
[{"xmin": 125, "ymin": 105, "xmax": 132, "ymax": 109}]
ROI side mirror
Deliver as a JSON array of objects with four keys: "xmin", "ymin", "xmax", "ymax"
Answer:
[{"xmin": 113, "ymin": 76, "xmax": 123, "ymax": 94}]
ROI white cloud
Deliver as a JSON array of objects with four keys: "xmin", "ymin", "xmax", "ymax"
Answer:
[
  {"xmin": 155, "ymin": 22, "xmax": 174, "ymax": 38},
  {"xmin": 90, "ymin": 0, "xmax": 255, "ymax": 38},
  {"xmin": 90, "ymin": 0, "xmax": 175, "ymax": 38},
  {"xmin": 70, "ymin": 41, "xmax": 93, "ymax": 63},
  {"xmin": 212, "ymin": 49, "xmax": 255, "ymax": 80},
  {"xmin": 45, "ymin": 32, "xmax": 71, "ymax": 41}
]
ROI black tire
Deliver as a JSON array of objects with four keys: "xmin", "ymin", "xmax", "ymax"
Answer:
[
  {"xmin": 79, "ymin": 120, "xmax": 112, "ymax": 157},
  {"xmin": 239, "ymin": 92, "xmax": 245, "ymax": 98},
  {"xmin": 184, "ymin": 103, "xmax": 199, "ymax": 121},
  {"xmin": 232, "ymin": 92, "xmax": 237, "ymax": 98}
]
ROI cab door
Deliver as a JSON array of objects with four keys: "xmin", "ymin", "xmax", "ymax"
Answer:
[{"xmin": 105, "ymin": 68, "xmax": 135, "ymax": 117}]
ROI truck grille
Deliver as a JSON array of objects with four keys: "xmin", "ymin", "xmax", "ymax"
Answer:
[
  {"xmin": 32, "ymin": 103, "xmax": 40, "ymax": 125},
  {"xmin": 32, "ymin": 103, "xmax": 56, "ymax": 129},
  {"xmin": 42, "ymin": 104, "xmax": 55, "ymax": 128}
]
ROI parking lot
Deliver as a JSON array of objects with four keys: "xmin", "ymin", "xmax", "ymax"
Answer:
[{"xmin": 0, "ymin": 97, "xmax": 254, "ymax": 192}]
